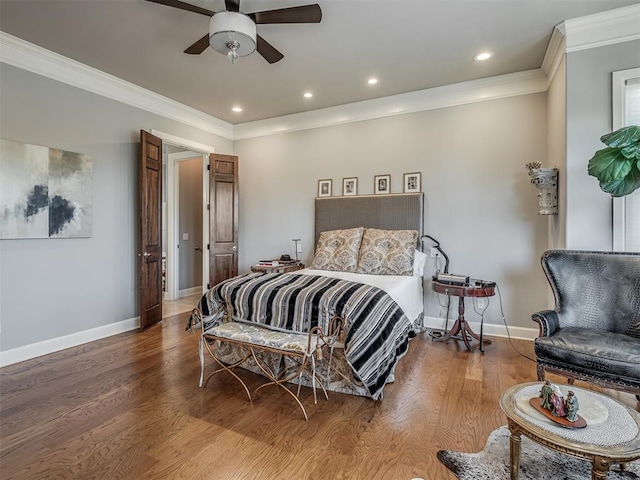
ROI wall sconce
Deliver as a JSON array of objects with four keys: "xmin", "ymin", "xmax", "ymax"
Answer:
[{"xmin": 526, "ymin": 163, "xmax": 558, "ymax": 215}]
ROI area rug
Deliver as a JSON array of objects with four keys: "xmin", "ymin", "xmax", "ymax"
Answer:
[{"xmin": 437, "ymin": 425, "xmax": 640, "ymax": 479}]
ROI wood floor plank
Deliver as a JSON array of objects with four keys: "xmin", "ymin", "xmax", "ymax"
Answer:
[{"xmin": 2, "ymin": 312, "xmax": 636, "ymax": 480}]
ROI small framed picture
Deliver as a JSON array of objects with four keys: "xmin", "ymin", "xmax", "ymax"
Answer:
[
  {"xmin": 343, "ymin": 177, "xmax": 358, "ymax": 196},
  {"xmin": 318, "ymin": 179, "xmax": 332, "ymax": 197},
  {"xmin": 403, "ymin": 172, "xmax": 422, "ymax": 193},
  {"xmin": 374, "ymin": 174, "xmax": 391, "ymax": 195}
]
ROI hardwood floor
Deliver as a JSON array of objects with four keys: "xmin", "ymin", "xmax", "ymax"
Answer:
[
  {"xmin": 1, "ymin": 315, "xmax": 635, "ymax": 480},
  {"xmin": 162, "ymin": 293, "xmax": 202, "ymax": 318}
]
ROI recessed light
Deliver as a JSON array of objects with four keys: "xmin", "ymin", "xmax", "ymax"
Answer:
[
  {"xmin": 303, "ymin": 92, "xmax": 313, "ymax": 98},
  {"xmin": 231, "ymin": 106, "xmax": 243, "ymax": 112},
  {"xmin": 368, "ymin": 78, "xmax": 378, "ymax": 85},
  {"xmin": 474, "ymin": 51, "xmax": 493, "ymax": 61}
]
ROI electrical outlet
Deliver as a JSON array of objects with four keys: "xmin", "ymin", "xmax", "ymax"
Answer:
[
  {"xmin": 477, "ymin": 298, "xmax": 486, "ymax": 309},
  {"xmin": 430, "ymin": 247, "xmax": 440, "ymax": 258}
]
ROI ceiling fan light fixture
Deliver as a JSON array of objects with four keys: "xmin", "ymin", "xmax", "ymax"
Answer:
[
  {"xmin": 227, "ymin": 42, "xmax": 240, "ymax": 64},
  {"xmin": 209, "ymin": 12, "xmax": 257, "ymax": 62}
]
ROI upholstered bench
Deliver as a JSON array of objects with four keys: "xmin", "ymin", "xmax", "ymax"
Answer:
[{"xmin": 200, "ymin": 317, "xmax": 330, "ymax": 421}]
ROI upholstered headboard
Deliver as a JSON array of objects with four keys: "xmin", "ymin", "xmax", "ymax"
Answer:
[{"xmin": 314, "ymin": 193, "xmax": 424, "ymax": 250}]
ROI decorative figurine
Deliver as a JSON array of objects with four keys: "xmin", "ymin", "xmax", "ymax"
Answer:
[
  {"xmin": 539, "ymin": 380, "xmax": 553, "ymax": 410},
  {"xmin": 531, "ymin": 381, "xmax": 585, "ymax": 428},
  {"xmin": 565, "ymin": 390, "xmax": 579, "ymax": 422},
  {"xmin": 529, "ymin": 380, "xmax": 587, "ymax": 428},
  {"xmin": 550, "ymin": 385, "xmax": 566, "ymax": 417}
]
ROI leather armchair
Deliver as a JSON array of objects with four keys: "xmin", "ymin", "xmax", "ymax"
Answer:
[{"xmin": 532, "ymin": 250, "xmax": 640, "ymax": 398}]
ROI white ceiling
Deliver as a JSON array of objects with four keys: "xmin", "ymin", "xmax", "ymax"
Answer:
[{"xmin": 1, "ymin": 0, "xmax": 638, "ymax": 125}]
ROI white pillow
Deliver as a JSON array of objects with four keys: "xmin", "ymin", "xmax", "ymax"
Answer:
[{"xmin": 413, "ymin": 249, "xmax": 428, "ymax": 277}]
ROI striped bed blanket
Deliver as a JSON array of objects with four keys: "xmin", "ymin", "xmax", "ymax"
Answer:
[{"xmin": 191, "ymin": 272, "xmax": 411, "ymax": 400}]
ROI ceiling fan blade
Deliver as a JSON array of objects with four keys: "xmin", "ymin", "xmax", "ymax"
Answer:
[
  {"xmin": 225, "ymin": 0, "xmax": 241, "ymax": 13},
  {"xmin": 256, "ymin": 35, "xmax": 284, "ymax": 64},
  {"xmin": 250, "ymin": 4, "xmax": 322, "ymax": 24},
  {"xmin": 184, "ymin": 34, "xmax": 210, "ymax": 54},
  {"xmin": 145, "ymin": 0, "xmax": 214, "ymax": 17}
]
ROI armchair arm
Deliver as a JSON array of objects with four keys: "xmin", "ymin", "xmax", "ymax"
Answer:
[{"xmin": 531, "ymin": 310, "xmax": 560, "ymax": 337}]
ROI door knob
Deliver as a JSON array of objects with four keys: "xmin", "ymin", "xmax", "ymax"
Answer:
[
  {"xmin": 232, "ymin": 246, "xmax": 237, "ymax": 251},
  {"xmin": 195, "ymin": 246, "xmax": 202, "ymax": 252},
  {"xmin": 143, "ymin": 252, "xmax": 151, "ymax": 257}
]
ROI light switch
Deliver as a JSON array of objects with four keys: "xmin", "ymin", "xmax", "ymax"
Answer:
[{"xmin": 182, "ymin": 233, "xmax": 189, "ymax": 241}]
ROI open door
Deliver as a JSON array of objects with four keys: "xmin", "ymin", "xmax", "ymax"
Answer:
[
  {"xmin": 139, "ymin": 130, "xmax": 163, "ymax": 330},
  {"xmin": 209, "ymin": 153, "xmax": 239, "ymax": 287}
]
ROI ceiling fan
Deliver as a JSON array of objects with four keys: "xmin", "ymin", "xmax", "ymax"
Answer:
[{"xmin": 146, "ymin": 0, "xmax": 322, "ymax": 64}]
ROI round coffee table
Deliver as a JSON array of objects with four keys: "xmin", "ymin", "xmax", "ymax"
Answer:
[{"xmin": 500, "ymin": 382, "xmax": 640, "ymax": 480}]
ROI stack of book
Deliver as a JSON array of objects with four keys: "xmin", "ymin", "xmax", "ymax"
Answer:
[{"xmin": 256, "ymin": 259, "xmax": 300, "ymax": 267}]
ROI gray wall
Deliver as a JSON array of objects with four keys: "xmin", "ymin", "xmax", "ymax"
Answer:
[
  {"xmin": 565, "ymin": 40, "xmax": 640, "ymax": 249},
  {"xmin": 235, "ymin": 93, "xmax": 550, "ymax": 330},
  {"xmin": 178, "ymin": 157, "xmax": 203, "ymax": 291},
  {"xmin": 0, "ymin": 64, "xmax": 233, "ymax": 352}
]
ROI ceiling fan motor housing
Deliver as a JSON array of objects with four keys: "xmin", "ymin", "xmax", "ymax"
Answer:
[{"xmin": 209, "ymin": 12, "xmax": 257, "ymax": 57}]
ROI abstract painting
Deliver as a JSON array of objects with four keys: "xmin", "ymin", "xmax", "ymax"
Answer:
[{"xmin": 0, "ymin": 139, "xmax": 93, "ymax": 239}]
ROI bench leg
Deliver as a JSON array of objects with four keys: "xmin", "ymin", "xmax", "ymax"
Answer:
[
  {"xmin": 199, "ymin": 335, "xmax": 205, "ymax": 388},
  {"xmin": 295, "ymin": 354, "xmax": 328, "ymax": 404},
  {"xmin": 203, "ymin": 339, "xmax": 253, "ymax": 402},
  {"xmin": 252, "ymin": 349, "xmax": 310, "ymax": 421}
]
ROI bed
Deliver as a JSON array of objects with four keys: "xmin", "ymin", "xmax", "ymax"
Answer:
[{"xmin": 190, "ymin": 193, "xmax": 425, "ymax": 400}]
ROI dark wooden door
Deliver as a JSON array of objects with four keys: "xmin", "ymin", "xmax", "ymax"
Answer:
[
  {"xmin": 139, "ymin": 130, "xmax": 163, "ymax": 330},
  {"xmin": 209, "ymin": 154, "xmax": 238, "ymax": 287}
]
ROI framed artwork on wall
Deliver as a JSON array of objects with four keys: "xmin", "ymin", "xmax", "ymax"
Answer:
[
  {"xmin": 403, "ymin": 172, "xmax": 422, "ymax": 193},
  {"xmin": 343, "ymin": 177, "xmax": 358, "ymax": 196},
  {"xmin": 374, "ymin": 174, "xmax": 391, "ymax": 194},
  {"xmin": 318, "ymin": 179, "xmax": 332, "ymax": 197},
  {"xmin": 0, "ymin": 138, "xmax": 93, "ymax": 239}
]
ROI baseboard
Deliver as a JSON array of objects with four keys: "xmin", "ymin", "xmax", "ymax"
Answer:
[
  {"xmin": 0, "ymin": 314, "xmax": 535, "ymax": 368},
  {"xmin": 423, "ymin": 315, "xmax": 538, "ymax": 341},
  {"xmin": 0, "ymin": 316, "xmax": 140, "ymax": 367},
  {"xmin": 178, "ymin": 286, "xmax": 202, "ymax": 298}
]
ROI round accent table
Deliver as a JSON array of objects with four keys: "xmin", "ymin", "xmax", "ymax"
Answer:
[{"xmin": 500, "ymin": 382, "xmax": 640, "ymax": 480}]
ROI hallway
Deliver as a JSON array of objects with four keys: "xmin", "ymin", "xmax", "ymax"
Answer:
[{"xmin": 162, "ymin": 293, "xmax": 201, "ymax": 318}]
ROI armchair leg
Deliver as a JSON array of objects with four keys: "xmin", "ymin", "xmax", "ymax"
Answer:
[
  {"xmin": 567, "ymin": 378, "xmax": 575, "ymax": 385},
  {"xmin": 536, "ymin": 363, "xmax": 545, "ymax": 381},
  {"xmin": 636, "ymin": 395, "xmax": 640, "ymax": 402}
]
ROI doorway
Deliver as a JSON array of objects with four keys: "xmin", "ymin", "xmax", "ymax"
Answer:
[
  {"xmin": 157, "ymin": 137, "xmax": 211, "ymax": 309},
  {"xmin": 164, "ymin": 147, "xmax": 205, "ymax": 303}
]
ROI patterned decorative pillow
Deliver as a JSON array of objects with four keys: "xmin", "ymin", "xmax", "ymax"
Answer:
[
  {"xmin": 311, "ymin": 228, "xmax": 364, "ymax": 272},
  {"xmin": 356, "ymin": 228, "xmax": 419, "ymax": 275}
]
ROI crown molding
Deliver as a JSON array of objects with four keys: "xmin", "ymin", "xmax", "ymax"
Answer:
[
  {"xmin": 563, "ymin": 3, "xmax": 640, "ymax": 52},
  {"xmin": 541, "ymin": 24, "xmax": 566, "ymax": 85},
  {"xmin": 0, "ymin": 31, "xmax": 234, "ymax": 140},
  {"xmin": 234, "ymin": 69, "xmax": 548, "ymax": 139}
]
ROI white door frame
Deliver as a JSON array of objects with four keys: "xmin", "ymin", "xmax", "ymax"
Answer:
[
  {"xmin": 151, "ymin": 129, "xmax": 214, "ymax": 300},
  {"xmin": 611, "ymin": 68, "xmax": 640, "ymax": 251}
]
